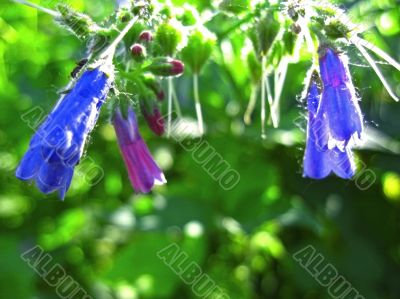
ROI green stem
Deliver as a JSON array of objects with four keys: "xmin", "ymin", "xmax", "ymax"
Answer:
[
  {"xmin": 261, "ymin": 55, "xmax": 267, "ymax": 139},
  {"xmin": 167, "ymin": 77, "xmax": 173, "ymax": 137},
  {"xmin": 193, "ymin": 73, "xmax": 204, "ymax": 135},
  {"xmin": 355, "ymin": 43, "xmax": 399, "ymax": 102},
  {"xmin": 12, "ymin": 0, "xmax": 60, "ymax": 17},
  {"xmin": 99, "ymin": 15, "xmax": 139, "ymax": 60},
  {"xmin": 272, "ymin": 58, "xmax": 289, "ymax": 127},
  {"xmin": 172, "ymin": 84, "xmax": 182, "ymax": 117},
  {"xmin": 355, "ymin": 37, "xmax": 400, "ymax": 71},
  {"xmin": 244, "ymin": 84, "xmax": 258, "ymax": 125}
]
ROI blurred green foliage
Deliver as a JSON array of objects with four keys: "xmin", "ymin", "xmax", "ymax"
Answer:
[{"xmin": 0, "ymin": 0, "xmax": 400, "ymax": 299}]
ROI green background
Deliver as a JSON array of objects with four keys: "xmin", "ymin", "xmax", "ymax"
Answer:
[{"xmin": 0, "ymin": 0, "xmax": 399, "ymax": 298}]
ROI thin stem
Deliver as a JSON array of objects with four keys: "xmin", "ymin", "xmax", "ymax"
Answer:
[
  {"xmin": 265, "ymin": 76, "xmax": 277, "ymax": 128},
  {"xmin": 354, "ymin": 37, "xmax": 400, "ymax": 71},
  {"xmin": 289, "ymin": 30, "xmax": 303, "ymax": 63},
  {"xmin": 167, "ymin": 77, "xmax": 173, "ymax": 137},
  {"xmin": 99, "ymin": 15, "xmax": 139, "ymax": 60},
  {"xmin": 264, "ymin": 75, "xmax": 274, "ymax": 106},
  {"xmin": 263, "ymin": 61, "xmax": 278, "ymax": 128},
  {"xmin": 301, "ymin": 18, "xmax": 315, "ymax": 57},
  {"xmin": 244, "ymin": 85, "xmax": 258, "ymax": 125},
  {"xmin": 355, "ymin": 43, "xmax": 399, "ymax": 102},
  {"xmin": 12, "ymin": 0, "xmax": 60, "ymax": 17},
  {"xmin": 193, "ymin": 73, "xmax": 204, "ymax": 135},
  {"xmin": 261, "ymin": 56, "xmax": 267, "ymax": 139},
  {"xmin": 272, "ymin": 58, "xmax": 289, "ymax": 127},
  {"xmin": 172, "ymin": 84, "xmax": 182, "ymax": 117}
]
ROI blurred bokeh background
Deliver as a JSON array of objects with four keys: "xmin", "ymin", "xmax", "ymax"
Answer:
[{"xmin": 0, "ymin": 0, "xmax": 400, "ymax": 298}]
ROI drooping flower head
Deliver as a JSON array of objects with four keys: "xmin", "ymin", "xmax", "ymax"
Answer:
[
  {"xmin": 112, "ymin": 106, "xmax": 166, "ymax": 193},
  {"xmin": 303, "ymin": 72, "xmax": 356, "ymax": 179},
  {"xmin": 317, "ymin": 46, "xmax": 363, "ymax": 148},
  {"xmin": 16, "ymin": 64, "xmax": 114, "ymax": 199}
]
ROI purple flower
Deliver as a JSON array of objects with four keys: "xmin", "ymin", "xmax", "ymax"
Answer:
[
  {"xmin": 303, "ymin": 75, "xmax": 356, "ymax": 179},
  {"xmin": 16, "ymin": 66, "xmax": 113, "ymax": 199},
  {"xmin": 317, "ymin": 46, "xmax": 363, "ymax": 147},
  {"xmin": 113, "ymin": 107, "xmax": 166, "ymax": 193}
]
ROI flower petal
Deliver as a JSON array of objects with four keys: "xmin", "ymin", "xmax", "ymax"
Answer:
[
  {"xmin": 319, "ymin": 85, "xmax": 363, "ymax": 144},
  {"xmin": 15, "ymin": 146, "xmax": 43, "ymax": 180},
  {"xmin": 330, "ymin": 148, "xmax": 356, "ymax": 179}
]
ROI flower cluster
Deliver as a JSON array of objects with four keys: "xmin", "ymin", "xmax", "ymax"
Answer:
[
  {"xmin": 13, "ymin": 0, "xmax": 400, "ymax": 200},
  {"xmin": 14, "ymin": 0, "xmax": 187, "ymax": 199},
  {"xmin": 238, "ymin": 0, "xmax": 399, "ymax": 180}
]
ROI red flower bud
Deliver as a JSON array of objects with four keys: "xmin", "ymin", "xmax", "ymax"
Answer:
[
  {"xmin": 146, "ymin": 58, "xmax": 185, "ymax": 77},
  {"xmin": 170, "ymin": 60, "xmax": 184, "ymax": 76},
  {"xmin": 130, "ymin": 44, "xmax": 146, "ymax": 61},
  {"xmin": 131, "ymin": 44, "xmax": 145, "ymax": 55},
  {"xmin": 139, "ymin": 30, "xmax": 153, "ymax": 42}
]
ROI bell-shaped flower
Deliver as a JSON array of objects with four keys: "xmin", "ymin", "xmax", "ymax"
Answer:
[
  {"xmin": 112, "ymin": 106, "xmax": 166, "ymax": 193},
  {"xmin": 16, "ymin": 65, "xmax": 114, "ymax": 199},
  {"xmin": 303, "ymin": 75, "xmax": 356, "ymax": 179},
  {"xmin": 317, "ymin": 46, "xmax": 363, "ymax": 148}
]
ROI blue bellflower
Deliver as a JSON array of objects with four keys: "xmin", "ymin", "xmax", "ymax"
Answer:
[
  {"xmin": 303, "ymin": 74, "xmax": 356, "ymax": 179},
  {"xmin": 16, "ymin": 66, "xmax": 113, "ymax": 199},
  {"xmin": 316, "ymin": 47, "xmax": 363, "ymax": 148}
]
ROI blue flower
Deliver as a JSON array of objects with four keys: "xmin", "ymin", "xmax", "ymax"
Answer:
[
  {"xmin": 303, "ymin": 74, "xmax": 356, "ymax": 179},
  {"xmin": 16, "ymin": 66, "xmax": 113, "ymax": 199},
  {"xmin": 317, "ymin": 46, "xmax": 363, "ymax": 147}
]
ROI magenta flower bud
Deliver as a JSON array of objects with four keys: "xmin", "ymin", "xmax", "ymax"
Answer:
[
  {"xmin": 139, "ymin": 30, "xmax": 153, "ymax": 42},
  {"xmin": 146, "ymin": 58, "xmax": 185, "ymax": 77},
  {"xmin": 142, "ymin": 107, "xmax": 165, "ymax": 136},
  {"xmin": 112, "ymin": 107, "xmax": 166, "ymax": 193},
  {"xmin": 170, "ymin": 60, "xmax": 184, "ymax": 75},
  {"xmin": 130, "ymin": 44, "xmax": 146, "ymax": 61}
]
